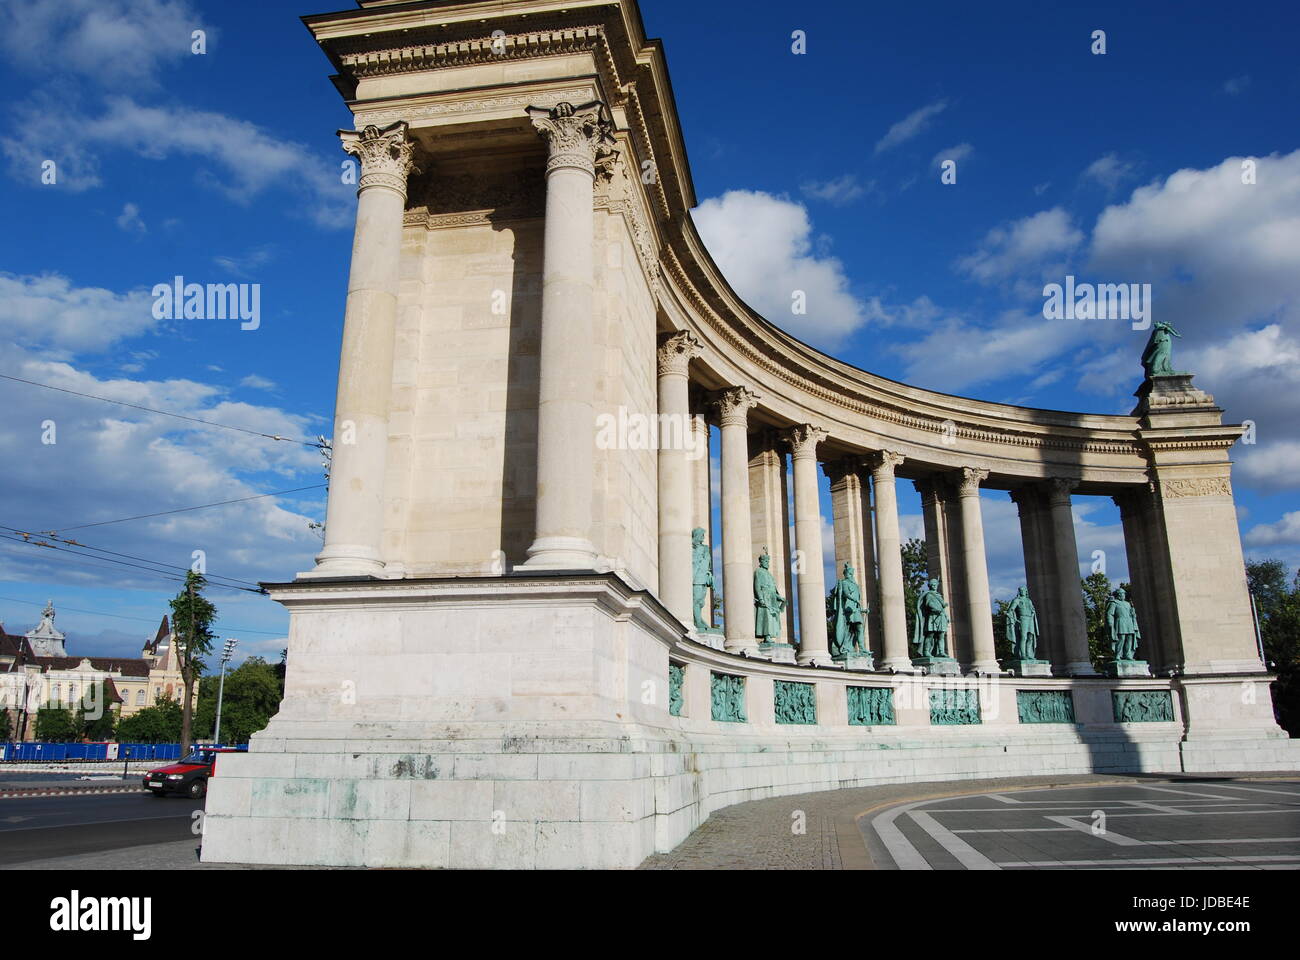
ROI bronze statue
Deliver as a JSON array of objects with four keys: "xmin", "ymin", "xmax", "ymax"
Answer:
[
  {"xmin": 912, "ymin": 578, "xmax": 950, "ymax": 658},
  {"xmin": 1105, "ymin": 586, "xmax": 1142, "ymax": 660},
  {"xmin": 753, "ymin": 549, "xmax": 787, "ymax": 642},
  {"xmin": 1005, "ymin": 585, "xmax": 1040, "ymax": 660},
  {"xmin": 827, "ymin": 563, "xmax": 867, "ymax": 659}
]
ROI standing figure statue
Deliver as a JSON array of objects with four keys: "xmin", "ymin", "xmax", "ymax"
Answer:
[
  {"xmin": 912, "ymin": 578, "xmax": 950, "ymax": 658},
  {"xmin": 691, "ymin": 527, "xmax": 716, "ymax": 632},
  {"xmin": 826, "ymin": 563, "xmax": 867, "ymax": 660},
  {"xmin": 1141, "ymin": 321, "xmax": 1183, "ymax": 378},
  {"xmin": 1105, "ymin": 587, "xmax": 1142, "ymax": 661},
  {"xmin": 1004, "ymin": 586, "xmax": 1040, "ymax": 661},
  {"xmin": 753, "ymin": 548, "xmax": 787, "ymax": 642}
]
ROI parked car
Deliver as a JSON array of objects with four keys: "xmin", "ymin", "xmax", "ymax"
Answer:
[{"xmin": 142, "ymin": 748, "xmax": 240, "ymax": 798}]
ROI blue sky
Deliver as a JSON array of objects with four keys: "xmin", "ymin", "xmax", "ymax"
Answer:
[{"xmin": 1, "ymin": 0, "xmax": 1297, "ymax": 664}]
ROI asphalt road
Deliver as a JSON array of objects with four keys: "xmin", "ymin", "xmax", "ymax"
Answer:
[{"xmin": 0, "ymin": 792, "xmax": 204, "ymax": 867}]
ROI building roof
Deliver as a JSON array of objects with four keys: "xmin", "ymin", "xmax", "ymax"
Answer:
[
  {"xmin": 0, "ymin": 631, "xmax": 33, "ymax": 665},
  {"xmin": 30, "ymin": 656, "xmax": 151, "ymax": 677},
  {"xmin": 143, "ymin": 615, "xmax": 170, "ymax": 656}
]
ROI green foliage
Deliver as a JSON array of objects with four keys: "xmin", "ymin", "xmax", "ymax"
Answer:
[
  {"xmin": 34, "ymin": 706, "xmax": 80, "ymax": 742},
  {"xmin": 169, "ymin": 571, "xmax": 216, "ymax": 754},
  {"xmin": 81, "ymin": 682, "xmax": 116, "ymax": 741},
  {"xmin": 901, "ymin": 537, "xmax": 928, "ymax": 643},
  {"xmin": 991, "ymin": 597, "xmax": 1013, "ymax": 661},
  {"xmin": 1081, "ymin": 571, "xmax": 1114, "ymax": 665},
  {"xmin": 115, "ymin": 697, "xmax": 183, "ymax": 743},
  {"xmin": 1247, "ymin": 559, "xmax": 1300, "ymax": 735},
  {"xmin": 193, "ymin": 657, "xmax": 285, "ymax": 743}
]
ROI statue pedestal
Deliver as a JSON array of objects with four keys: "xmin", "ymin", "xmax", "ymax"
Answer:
[
  {"xmin": 1131, "ymin": 373, "xmax": 1218, "ymax": 419},
  {"xmin": 835, "ymin": 653, "xmax": 875, "ymax": 672},
  {"xmin": 1102, "ymin": 659, "xmax": 1151, "ymax": 678},
  {"xmin": 1006, "ymin": 659, "xmax": 1052, "ymax": 677},
  {"xmin": 758, "ymin": 641, "xmax": 796, "ymax": 664},
  {"xmin": 691, "ymin": 628, "xmax": 725, "ymax": 652},
  {"xmin": 913, "ymin": 656, "xmax": 960, "ymax": 676}
]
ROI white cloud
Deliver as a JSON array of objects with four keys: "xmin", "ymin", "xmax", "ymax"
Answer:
[
  {"xmin": 1244, "ymin": 511, "xmax": 1300, "ymax": 548},
  {"xmin": 1224, "ymin": 75, "xmax": 1251, "ymax": 95},
  {"xmin": 4, "ymin": 97, "xmax": 354, "ymax": 229},
  {"xmin": 693, "ymin": 190, "xmax": 868, "ymax": 348},
  {"xmin": 0, "ymin": 0, "xmax": 205, "ymax": 87},
  {"xmin": 0, "ymin": 272, "xmax": 156, "ymax": 354},
  {"xmin": 957, "ymin": 207, "xmax": 1084, "ymax": 285},
  {"xmin": 240, "ymin": 374, "xmax": 277, "ymax": 391},
  {"xmin": 800, "ymin": 174, "xmax": 870, "ymax": 206},
  {"xmin": 1082, "ymin": 153, "xmax": 1139, "ymax": 191},
  {"xmin": 1237, "ymin": 440, "xmax": 1300, "ymax": 494},
  {"xmin": 931, "ymin": 143, "xmax": 972, "ymax": 169},
  {"xmin": 875, "ymin": 100, "xmax": 948, "ymax": 154},
  {"xmin": 116, "ymin": 202, "xmax": 146, "ymax": 234}
]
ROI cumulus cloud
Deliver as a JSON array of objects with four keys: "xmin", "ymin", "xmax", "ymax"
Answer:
[
  {"xmin": 0, "ymin": 272, "xmax": 157, "ymax": 354},
  {"xmin": 693, "ymin": 190, "xmax": 868, "ymax": 349},
  {"xmin": 116, "ymin": 202, "xmax": 146, "ymax": 234},
  {"xmin": 4, "ymin": 97, "xmax": 354, "ymax": 228},
  {"xmin": 1244, "ymin": 511, "xmax": 1300, "ymax": 548},
  {"xmin": 0, "ymin": 0, "xmax": 205, "ymax": 87},
  {"xmin": 875, "ymin": 100, "xmax": 948, "ymax": 154},
  {"xmin": 800, "ymin": 174, "xmax": 870, "ymax": 206},
  {"xmin": 1082, "ymin": 153, "xmax": 1139, "ymax": 191},
  {"xmin": 956, "ymin": 207, "xmax": 1084, "ymax": 285}
]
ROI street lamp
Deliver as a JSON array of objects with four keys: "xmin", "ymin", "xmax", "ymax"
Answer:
[{"xmin": 212, "ymin": 638, "xmax": 239, "ymax": 746}]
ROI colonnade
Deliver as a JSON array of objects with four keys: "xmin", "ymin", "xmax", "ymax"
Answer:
[{"xmin": 311, "ymin": 107, "xmax": 1170, "ymax": 678}]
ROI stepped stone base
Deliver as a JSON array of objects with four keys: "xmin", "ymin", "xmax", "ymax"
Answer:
[{"xmin": 199, "ymin": 575, "xmax": 1299, "ymax": 870}]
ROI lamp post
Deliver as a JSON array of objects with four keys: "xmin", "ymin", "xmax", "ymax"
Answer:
[{"xmin": 212, "ymin": 638, "xmax": 239, "ymax": 746}]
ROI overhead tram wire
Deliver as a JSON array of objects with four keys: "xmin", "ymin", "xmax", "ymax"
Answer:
[
  {"xmin": 0, "ymin": 535, "xmax": 267, "ymax": 596},
  {"xmin": 0, "ymin": 594, "xmax": 287, "ymax": 636},
  {"xmin": 47, "ymin": 484, "xmax": 328, "ymax": 534},
  {"xmin": 0, "ymin": 373, "xmax": 329, "ymax": 451},
  {"xmin": 0, "ymin": 523, "xmax": 263, "ymax": 591}
]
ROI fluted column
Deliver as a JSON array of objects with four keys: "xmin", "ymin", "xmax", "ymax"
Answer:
[
  {"xmin": 869, "ymin": 451, "xmax": 911, "ymax": 671},
  {"xmin": 789, "ymin": 425, "xmax": 830, "ymax": 665},
  {"xmin": 655, "ymin": 331, "xmax": 701, "ymax": 624},
  {"xmin": 522, "ymin": 101, "xmax": 616, "ymax": 570},
  {"xmin": 1046, "ymin": 479, "xmax": 1095, "ymax": 675},
  {"xmin": 956, "ymin": 468, "xmax": 999, "ymax": 674},
  {"xmin": 311, "ymin": 121, "xmax": 417, "ymax": 578},
  {"xmin": 715, "ymin": 387, "xmax": 759, "ymax": 654}
]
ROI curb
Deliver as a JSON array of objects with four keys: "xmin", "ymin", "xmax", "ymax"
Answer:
[{"xmin": 0, "ymin": 786, "xmax": 145, "ymax": 799}]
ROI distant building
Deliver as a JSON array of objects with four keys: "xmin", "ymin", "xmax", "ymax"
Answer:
[{"xmin": 0, "ymin": 603, "xmax": 196, "ymax": 741}]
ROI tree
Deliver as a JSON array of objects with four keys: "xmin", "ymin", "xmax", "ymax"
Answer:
[
  {"xmin": 115, "ymin": 697, "xmax": 183, "ymax": 743},
  {"xmin": 169, "ymin": 570, "xmax": 215, "ymax": 755},
  {"xmin": 991, "ymin": 597, "xmax": 1013, "ymax": 662},
  {"xmin": 34, "ymin": 706, "xmax": 80, "ymax": 742},
  {"xmin": 1247, "ymin": 559, "xmax": 1300, "ymax": 735},
  {"xmin": 901, "ymin": 538, "xmax": 928, "ymax": 646},
  {"xmin": 80, "ymin": 682, "xmax": 116, "ymax": 741},
  {"xmin": 193, "ymin": 657, "xmax": 285, "ymax": 743},
  {"xmin": 1081, "ymin": 571, "xmax": 1114, "ymax": 665}
]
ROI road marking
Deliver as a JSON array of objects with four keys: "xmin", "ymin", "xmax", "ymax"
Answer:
[
  {"xmin": 871, "ymin": 800, "xmax": 940, "ymax": 870},
  {"xmin": 985, "ymin": 794, "xmax": 1024, "ymax": 804},
  {"xmin": 1200, "ymin": 783, "xmax": 1300, "ymax": 800},
  {"xmin": 1045, "ymin": 815, "xmax": 1146, "ymax": 846},
  {"xmin": 1000, "ymin": 855, "xmax": 1300, "ymax": 868},
  {"xmin": 908, "ymin": 811, "xmax": 1002, "ymax": 870},
  {"xmin": 953, "ymin": 828, "xmax": 1075, "ymax": 834},
  {"xmin": 1124, "ymin": 800, "xmax": 1194, "ymax": 815}
]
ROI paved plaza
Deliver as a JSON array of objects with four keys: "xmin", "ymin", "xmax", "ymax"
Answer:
[{"xmin": 642, "ymin": 775, "xmax": 1300, "ymax": 870}]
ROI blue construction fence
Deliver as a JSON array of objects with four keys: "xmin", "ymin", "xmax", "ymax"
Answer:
[{"xmin": 0, "ymin": 742, "xmax": 241, "ymax": 762}]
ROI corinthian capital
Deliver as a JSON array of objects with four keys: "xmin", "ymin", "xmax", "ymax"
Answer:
[
  {"xmin": 867, "ymin": 450, "xmax": 905, "ymax": 478},
  {"xmin": 956, "ymin": 467, "xmax": 989, "ymax": 497},
  {"xmin": 657, "ymin": 331, "xmax": 702, "ymax": 378},
  {"xmin": 526, "ymin": 100, "xmax": 618, "ymax": 177},
  {"xmin": 1046, "ymin": 477, "xmax": 1079, "ymax": 505},
  {"xmin": 339, "ymin": 121, "xmax": 419, "ymax": 196},
  {"xmin": 786, "ymin": 424, "xmax": 828, "ymax": 460},
  {"xmin": 713, "ymin": 386, "xmax": 759, "ymax": 427}
]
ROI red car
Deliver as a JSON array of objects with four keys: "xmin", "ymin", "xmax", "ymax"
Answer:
[{"xmin": 142, "ymin": 748, "xmax": 238, "ymax": 798}]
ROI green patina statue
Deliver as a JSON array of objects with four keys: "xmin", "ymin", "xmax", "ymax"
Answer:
[
  {"xmin": 1141, "ymin": 321, "xmax": 1183, "ymax": 378},
  {"xmin": 753, "ymin": 548, "xmax": 787, "ymax": 642},
  {"xmin": 1106, "ymin": 587, "xmax": 1142, "ymax": 661},
  {"xmin": 826, "ymin": 562, "xmax": 867, "ymax": 660},
  {"xmin": 691, "ymin": 527, "xmax": 716, "ymax": 632},
  {"xmin": 912, "ymin": 578, "xmax": 950, "ymax": 658},
  {"xmin": 1005, "ymin": 585, "xmax": 1040, "ymax": 661}
]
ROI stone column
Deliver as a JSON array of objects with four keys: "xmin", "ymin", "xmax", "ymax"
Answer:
[
  {"xmin": 655, "ymin": 331, "xmax": 701, "ymax": 624},
  {"xmin": 860, "ymin": 475, "xmax": 883, "ymax": 659},
  {"xmin": 521, "ymin": 101, "xmax": 616, "ymax": 570},
  {"xmin": 1046, "ymin": 479, "xmax": 1095, "ymax": 675},
  {"xmin": 311, "ymin": 121, "xmax": 418, "ymax": 578},
  {"xmin": 1010, "ymin": 488, "xmax": 1059, "ymax": 665},
  {"xmin": 749, "ymin": 433, "xmax": 795, "ymax": 640},
  {"xmin": 1114, "ymin": 487, "xmax": 1166, "ymax": 670},
  {"xmin": 789, "ymin": 425, "xmax": 830, "ymax": 665},
  {"xmin": 955, "ymin": 468, "xmax": 999, "ymax": 674},
  {"xmin": 826, "ymin": 457, "xmax": 880, "ymax": 655},
  {"xmin": 915, "ymin": 479, "xmax": 959, "ymax": 658},
  {"xmin": 715, "ymin": 387, "xmax": 759, "ymax": 654},
  {"xmin": 689, "ymin": 397, "xmax": 715, "ymax": 629},
  {"xmin": 869, "ymin": 451, "xmax": 912, "ymax": 671}
]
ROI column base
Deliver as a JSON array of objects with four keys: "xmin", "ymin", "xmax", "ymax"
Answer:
[
  {"xmin": 725, "ymin": 638, "xmax": 761, "ymax": 657},
  {"xmin": 1065, "ymin": 660, "xmax": 1100, "ymax": 677},
  {"xmin": 301, "ymin": 546, "xmax": 386, "ymax": 579},
  {"xmin": 690, "ymin": 628, "xmax": 726, "ymax": 651},
  {"xmin": 797, "ymin": 651, "xmax": 834, "ymax": 667},
  {"xmin": 880, "ymin": 657, "xmax": 918, "ymax": 674},
  {"xmin": 968, "ymin": 659, "xmax": 1004, "ymax": 676},
  {"xmin": 758, "ymin": 641, "xmax": 797, "ymax": 664},
  {"xmin": 1005, "ymin": 659, "xmax": 1052, "ymax": 677},
  {"xmin": 520, "ymin": 536, "xmax": 599, "ymax": 571}
]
